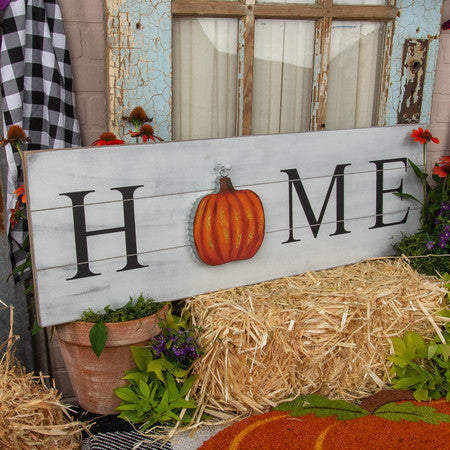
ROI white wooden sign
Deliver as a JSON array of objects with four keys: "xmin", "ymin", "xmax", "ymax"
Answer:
[{"xmin": 24, "ymin": 125, "xmax": 422, "ymax": 327}]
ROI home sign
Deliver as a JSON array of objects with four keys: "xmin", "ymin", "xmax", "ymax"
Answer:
[{"xmin": 24, "ymin": 125, "xmax": 422, "ymax": 327}]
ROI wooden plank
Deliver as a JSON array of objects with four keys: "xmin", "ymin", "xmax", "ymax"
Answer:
[
  {"xmin": 255, "ymin": 5, "xmax": 397, "ymax": 21},
  {"xmin": 172, "ymin": 0, "xmax": 247, "ymax": 17},
  {"xmin": 24, "ymin": 125, "xmax": 423, "ymax": 327},
  {"xmin": 310, "ymin": 17, "xmax": 332, "ymax": 131},
  {"xmin": 242, "ymin": 13, "xmax": 255, "ymax": 135},
  {"xmin": 172, "ymin": 1, "xmax": 398, "ymax": 21}
]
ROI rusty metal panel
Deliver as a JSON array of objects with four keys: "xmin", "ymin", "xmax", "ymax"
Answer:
[{"xmin": 397, "ymin": 39, "xmax": 428, "ymax": 124}]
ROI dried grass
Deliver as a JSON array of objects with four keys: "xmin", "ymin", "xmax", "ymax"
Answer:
[
  {"xmin": 186, "ymin": 258, "xmax": 448, "ymax": 418},
  {"xmin": 0, "ymin": 300, "xmax": 89, "ymax": 449}
]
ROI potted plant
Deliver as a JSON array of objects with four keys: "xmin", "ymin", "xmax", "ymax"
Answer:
[{"xmin": 55, "ymin": 294, "xmax": 168, "ymax": 415}]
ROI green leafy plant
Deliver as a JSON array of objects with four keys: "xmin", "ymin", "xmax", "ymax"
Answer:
[
  {"xmin": 81, "ymin": 294, "xmax": 166, "ymax": 357},
  {"xmin": 275, "ymin": 394, "xmax": 450, "ymax": 424},
  {"xmin": 114, "ymin": 344, "xmax": 198, "ymax": 429},
  {"xmin": 393, "ymin": 128, "xmax": 449, "ymax": 276},
  {"xmin": 387, "ymin": 330, "xmax": 450, "ymax": 401}
]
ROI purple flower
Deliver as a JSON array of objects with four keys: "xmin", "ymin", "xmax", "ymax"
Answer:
[{"xmin": 425, "ymin": 240, "xmax": 434, "ymax": 250}]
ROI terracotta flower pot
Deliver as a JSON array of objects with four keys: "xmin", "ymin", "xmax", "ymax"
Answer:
[{"xmin": 55, "ymin": 303, "xmax": 168, "ymax": 415}]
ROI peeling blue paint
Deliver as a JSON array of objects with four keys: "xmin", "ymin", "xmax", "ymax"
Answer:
[
  {"xmin": 106, "ymin": 0, "xmax": 171, "ymax": 141},
  {"xmin": 386, "ymin": 0, "xmax": 443, "ymax": 126}
]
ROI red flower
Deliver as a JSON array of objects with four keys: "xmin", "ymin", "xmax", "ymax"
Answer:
[
  {"xmin": 14, "ymin": 184, "xmax": 26, "ymax": 203},
  {"xmin": 9, "ymin": 202, "xmax": 22, "ymax": 229},
  {"xmin": 411, "ymin": 127, "xmax": 439, "ymax": 145},
  {"xmin": 128, "ymin": 124, "xmax": 163, "ymax": 143},
  {"xmin": 432, "ymin": 155, "xmax": 450, "ymax": 178},
  {"xmin": 122, "ymin": 107, "xmax": 152, "ymax": 128},
  {"xmin": 91, "ymin": 132, "xmax": 125, "ymax": 146}
]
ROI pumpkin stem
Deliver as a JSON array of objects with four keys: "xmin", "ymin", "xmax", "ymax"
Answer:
[{"xmin": 219, "ymin": 177, "xmax": 235, "ymax": 193}]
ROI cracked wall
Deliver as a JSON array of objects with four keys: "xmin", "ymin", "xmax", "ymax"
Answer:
[
  {"xmin": 106, "ymin": 0, "xmax": 171, "ymax": 141},
  {"xmin": 386, "ymin": 0, "xmax": 443, "ymax": 126}
]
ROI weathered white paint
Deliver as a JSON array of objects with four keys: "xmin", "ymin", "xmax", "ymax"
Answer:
[{"xmin": 24, "ymin": 125, "xmax": 422, "ymax": 327}]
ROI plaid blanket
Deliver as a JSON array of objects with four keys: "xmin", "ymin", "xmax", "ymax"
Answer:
[{"xmin": 1, "ymin": 0, "xmax": 81, "ymax": 274}]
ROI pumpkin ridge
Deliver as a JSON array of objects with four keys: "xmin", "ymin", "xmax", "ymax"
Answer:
[
  {"xmin": 239, "ymin": 190, "xmax": 264, "ymax": 259},
  {"xmin": 227, "ymin": 191, "xmax": 244, "ymax": 261},
  {"xmin": 196, "ymin": 195, "xmax": 219, "ymax": 265},
  {"xmin": 215, "ymin": 193, "xmax": 231, "ymax": 263}
]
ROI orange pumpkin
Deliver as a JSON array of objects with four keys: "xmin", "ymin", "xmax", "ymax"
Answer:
[{"xmin": 193, "ymin": 176, "xmax": 265, "ymax": 266}]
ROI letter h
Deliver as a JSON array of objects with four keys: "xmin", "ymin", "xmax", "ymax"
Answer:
[{"xmin": 60, "ymin": 185, "xmax": 148, "ymax": 280}]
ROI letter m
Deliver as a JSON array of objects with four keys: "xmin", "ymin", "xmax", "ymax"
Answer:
[{"xmin": 281, "ymin": 165, "xmax": 351, "ymax": 243}]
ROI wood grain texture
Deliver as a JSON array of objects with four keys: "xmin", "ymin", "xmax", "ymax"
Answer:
[{"xmin": 24, "ymin": 125, "xmax": 422, "ymax": 326}]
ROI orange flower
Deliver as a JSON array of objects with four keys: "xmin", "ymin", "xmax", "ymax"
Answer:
[
  {"xmin": 91, "ymin": 132, "xmax": 125, "ymax": 146},
  {"xmin": 128, "ymin": 124, "xmax": 163, "ymax": 143},
  {"xmin": 432, "ymin": 155, "xmax": 450, "ymax": 178},
  {"xmin": 411, "ymin": 127, "xmax": 439, "ymax": 145},
  {"xmin": 14, "ymin": 184, "xmax": 26, "ymax": 203},
  {"xmin": 0, "ymin": 124, "xmax": 31, "ymax": 146},
  {"xmin": 122, "ymin": 107, "xmax": 152, "ymax": 128}
]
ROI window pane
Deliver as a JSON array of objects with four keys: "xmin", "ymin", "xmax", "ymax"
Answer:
[
  {"xmin": 326, "ymin": 21, "xmax": 384, "ymax": 130},
  {"xmin": 173, "ymin": 18, "xmax": 237, "ymax": 141},
  {"xmin": 252, "ymin": 19, "xmax": 315, "ymax": 135}
]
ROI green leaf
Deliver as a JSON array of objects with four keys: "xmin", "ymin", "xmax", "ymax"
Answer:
[
  {"xmin": 428, "ymin": 345, "xmax": 438, "ymax": 359},
  {"xmin": 138, "ymin": 379, "xmax": 150, "ymax": 399},
  {"xmin": 89, "ymin": 320, "xmax": 107, "ymax": 357},
  {"xmin": 409, "ymin": 159, "xmax": 427, "ymax": 180},
  {"xmin": 179, "ymin": 375, "xmax": 197, "ymax": 397},
  {"xmin": 166, "ymin": 373, "xmax": 180, "ymax": 402},
  {"xmin": 374, "ymin": 402, "xmax": 450, "ymax": 424},
  {"xmin": 387, "ymin": 355, "xmax": 409, "ymax": 368},
  {"xmin": 114, "ymin": 386, "xmax": 139, "ymax": 403},
  {"xmin": 123, "ymin": 370, "xmax": 149, "ymax": 384},
  {"xmin": 156, "ymin": 389, "xmax": 169, "ymax": 414},
  {"xmin": 441, "ymin": 344, "xmax": 450, "ymax": 361},
  {"xmin": 274, "ymin": 394, "xmax": 368, "ymax": 421},
  {"xmin": 130, "ymin": 345, "xmax": 154, "ymax": 371},
  {"xmin": 147, "ymin": 358, "xmax": 169, "ymax": 382},
  {"xmin": 117, "ymin": 410, "xmax": 143, "ymax": 423},
  {"xmin": 116, "ymin": 403, "xmax": 139, "ymax": 411},
  {"xmin": 413, "ymin": 389, "xmax": 430, "ymax": 402},
  {"xmin": 393, "ymin": 192, "xmax": 420, "ymax": 203},
  {"xmin": 169, "ymin": 398, "xmax": 197, "ymax": 410},
  {"xmin": 393, "ymin": 377, "xmax": 422, "ymax": 390},
  {"xmin": 404, "ymin": 331, "xmax": 427, "ymax": 358},
  {"xmin": 32, "ymin": 319, "xmax": 42, "ymax": 335}
]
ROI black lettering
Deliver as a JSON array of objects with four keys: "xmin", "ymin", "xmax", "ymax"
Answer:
[
  {"xmin": 281, "ymin": 164, "xmax": 351, "ymax": 243},
  {"xmin": 369, "ymin": 158, "xmax": 410, "ymax": 229},
  {"xmin": 60, "ymin": 185, "xmax": 148, "ymax": 280}
]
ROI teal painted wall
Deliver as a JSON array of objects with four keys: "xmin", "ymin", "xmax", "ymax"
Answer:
[{"xmin": 386, "ymin": 0, "xmax": 443, "ymax": 126}]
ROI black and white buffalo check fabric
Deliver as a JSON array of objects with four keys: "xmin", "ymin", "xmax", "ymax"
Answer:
[{"xmin": 1, "ymin": 0, "xmax": 81, "ymax": 275}]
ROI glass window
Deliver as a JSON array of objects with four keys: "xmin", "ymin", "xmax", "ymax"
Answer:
[
  {"xmin": 326, "ymin": 21, "xmax": 385, "ymax": 130},
  {"xmin": 252, "ymin": 19, "xmax": 314, "ymax": 135}
]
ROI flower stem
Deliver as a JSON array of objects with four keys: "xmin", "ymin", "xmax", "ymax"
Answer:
[{"xmin": 422, "ymin": 142, "xmax": 427, "ymax": 227}]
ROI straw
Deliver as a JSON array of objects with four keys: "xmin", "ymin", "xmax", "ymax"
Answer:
[{"xmin": 185, "ymin": 259, "xmax": 448, "ymax": 418}]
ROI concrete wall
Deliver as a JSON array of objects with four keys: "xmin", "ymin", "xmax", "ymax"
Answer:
[{"xmin": 59, "ymin": 0, "xmax": 107, "ymax": 146}]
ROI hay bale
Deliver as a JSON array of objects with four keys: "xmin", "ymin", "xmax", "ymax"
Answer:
[
  {"xmin": 186, "ymin": 259, "xmax": 448, "ymax": 417},
  {"xmin": 0, "ymin": 301, "xmax": 89, "ymax": 448}
]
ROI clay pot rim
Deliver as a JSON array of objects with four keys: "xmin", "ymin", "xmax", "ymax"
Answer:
[{"xmin": 55, "ymin": 303, "xmax": 169, "ymax": 347}]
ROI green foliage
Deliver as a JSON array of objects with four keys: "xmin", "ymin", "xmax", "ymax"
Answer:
[
  {"xmin": 81, "ymin": 293, "xmax": 163, "ymax": 323},
  {"xmin": 275, "ymin": 394, "xmax": 450, "ymax": 424},
  {"xmin": 387, "ymin": 331, "xmax": 450, "ymax": 401},
  {"xmin": 374, "ymin": 401, "xmax": 450, "ymax": 424},
  {"xmin": 80, "ymin": 294, "xmax": 166, "ymax": 358},
  {"xmin": 114, "ymin": 344, "xmax": 197, "ymax": 430},
  {"xmin": 275, "ymin": 394, "xmax": 367, "ymax": 421},
  {"xmin": 394, "ymin": 233, "xmax": 450, "ymax": 276}
]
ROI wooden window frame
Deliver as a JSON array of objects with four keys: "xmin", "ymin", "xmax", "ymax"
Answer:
[{"xmin": 172, "ymin": 0, "xmax": 398, "ymax": 135}]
